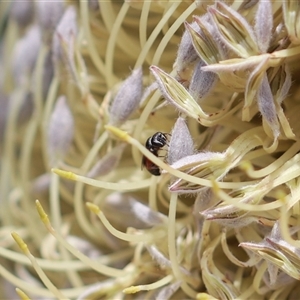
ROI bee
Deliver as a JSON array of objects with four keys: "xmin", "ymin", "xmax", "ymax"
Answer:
[{"xmin": 142, "ymin": 132, "xmax": 168, "ymax": 176}]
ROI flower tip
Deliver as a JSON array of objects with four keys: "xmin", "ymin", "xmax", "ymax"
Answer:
[
  {"xmin": 149, "ymin": 65, "xmax": 158, "ymax": 72},
  {"xmin": 35, "ymin": 200, "xmax": 50, "ymax": 225},
  {"xmin": 104, "ymin": 125, "xmax": 130, "ymax": 142},
  {"xmin": 123, "ymin": 286, "xmax": 140, "ymax": 294},
  {"xmin": 196, "ymin": 293, "xmax": 218, "ymax": 300},
  {"xmin": 183, "ymin": 20, "xmax": 191, "ymax": 30},
  {"xmin": 86, "ymin": 202, "xmax": 100, "ymax": 214},
  {"xmin": 239, "ymin": 160, "xmax": 253, "ymax": 172},
  {"xmin": 11, "ymin": 232, "xmax": 29, "ymax": 254},
  {"xmin": 211, "ymin": 180, "xmax": 220, "ymax": 194},
  {"xmin": 15, "ymin": 288, "xmax": 30, "ymax": 300},
  {"xmin": 51, "ymin": 168, "xmax": 77, "ymax": 181},
  {"xmin": 275, "ymin": 190, "xmax": 287, "ymax": 203}
]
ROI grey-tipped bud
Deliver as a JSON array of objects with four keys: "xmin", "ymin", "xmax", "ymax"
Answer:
[
  {"xmin": 10, "ymin": 0, "xmax": 34, "ymax": 27},
  {"xmin": 36, "ymin": 0, "xmax": 65, "ymax": 44},
  {"xmin": 109, "ymin": 67, "xmax": 143, "ymax": 126},
  {"xmin": 12, "ymin": 25, "xmax": 41, "ymax": 86},
  {"xmin": 47, "ymin": 96, "xmax": 74, "ymax": 166},
  {"xmin": 167, "ymin": 117, "xmax": 194, "ymax": 165},
  {"xmin": 87, "ymin": 144, "xmax": 126, "ymax": 178},
  {"xmin": 52, "ymin": 6, "xmax": 78, "ymax": 74},
  {"xmin": 257, "ymin": 74, "xmax": 279, "ymax": 139},
  {"xmin": 254, "ymin": 0, "xmax": 273, "ymax": 53},
  {"xmin": 189, "ymin": 60, "xmax": 217, "ymax": 102},
  {"xmin": 174, "ymin": 21, "xmax": 200, "ymax": 74}
]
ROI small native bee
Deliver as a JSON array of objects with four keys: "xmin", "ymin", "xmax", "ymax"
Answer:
[{"xmin": 142, "ymin": 132, "xmax": 168, "ymax": 176}]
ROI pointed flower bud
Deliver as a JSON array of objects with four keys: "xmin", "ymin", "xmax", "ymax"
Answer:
[
  {"xmin": 200, "ymin": 178, "xmax": 272, "ymax": 226},
  {"xmin": 167, "ymin": 117, "xmax": 194, "ymax": 165},
  {"xmin": 31, "ymin": 173, "xmax": 51, "ymax": 194},
  {"xmin": 10, "ymin": 0, "xmax": 34, "ymax": 27},
  {"xmin": 109, "ymin": 67, "xmax": 143, "ymax": 126},
  {"xmin": 88, "ymin": 0, "xmax": 100, "ymax": 10},
  {"xmin": 0, "ymin": 92, "xmax": 9, "ymax": 144},
  {"xmin": 146, "ymin": 245, "xmax": 191, "ymax": 276},
  {"xmin": 240, "ymin": 239, "xmax": 282, "ymax": 282},
  {"xmin": 283, "ymin": 0, "xmax": 300, "ymax": 44},
  {"xmin": 140, "ymin": 81, "xmax": 157, "ymax": 107},
  {"xmin": 240, "ymin": 221, "xmax": 300, "ymax": 281},
  {"xmin": 266, "ymin": 222, "xmax": 300, "ymax": 275},
  {"xmin": 103, "ymin": 193, "xmax": 165, "ymax": 228},
  {"xmin": 201, "ymin": 204, "xmax": 258, "ymax": 228},
  {"xmin": 189, "ymin": 60, "xmax": 217, "ymax": 102},
  {"xmin": 202, "ymin": 55, "xmax": 265, "ymax": 92},
  {"xmin": 168, "ymin": 151, "xmax": 227, "ymax": 193},
  {"xmin": 52, "ymin": 6, "xmax": 78, "ymax": 74},
  {"xmin": 243, "ymin": 56, "xmax": 269, "ymax": 120},
  {"xmin": 17, "ymin": 92, "xmax": 34, "ymax": 125},
  {"xmin": 185, "ymin": 15, "xmax": 221, "ymax": 66},
  {"xmin": 154, "ymin": 281, "xmax": 181, "ymax": 300},
  {"xmin": 254, "ymin": 0, "xmax": 273, "ymax": 53},
  {"xmin": 270, "ymin": 65, "xmax": 292, "ymax": 104},
  {"xmin": 201, "ymin": 247, "xmax": 239, "ymax": 299},
  {"xmin": 257, "ymin": 74, "xmax": 280, "ymax": 140},
  {"xmin": 12, "ymin": 25, "xmax": 41, "ymax": 86},
  {"xmin": 150, "ymin": 65, "xmax": 208, "ymax": 121},
  {"xmin": 208, "ymin": 2, "xmax": 259, "ymax": 58},
  {"xmin": 169, "ymin": 126, "xmax": 268, "ymax": 193},
  {"xmin": 174, "ymin": 21, "xmax": 200, "ymax": 74},
  {"xmin": 66, "ymin": 235, "xmax": 100, "ymax": 258},
  {"xmin": 87, "ymin": 144, "xmax": 126, "ymax": 178},
  {"xmin": 239, "ymin": 0, "xmax": 259, "ymax": 11},
  {"xmin": 36, "ymin": 0, "xmax": 65, "ymax": 44},
  {"xmin": 47, "ymin": 96, "xmax": 74, "ymax": 166},
  {"xmin": 41, "ymin": 50, "xmax": 55, "ymax": 100}
]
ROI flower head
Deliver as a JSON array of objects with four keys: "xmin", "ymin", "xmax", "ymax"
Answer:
[{"xmin": 1, "ymin": 1, "xmax": 300, "ymax": 299}]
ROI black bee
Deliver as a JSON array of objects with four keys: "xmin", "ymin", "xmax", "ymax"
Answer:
[{"xmin": 142, "ymin": 132, "xmax": 168, "ymax": 176}]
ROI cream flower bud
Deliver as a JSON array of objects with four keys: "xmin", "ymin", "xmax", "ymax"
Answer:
[
  {"xmin": 109, "ymin": 67, "xmax": 143, "ymax": 126},
  {"xmin": 47, "ymin": 96, "xmax": 74, "ymax": 166},
  {"xmin": 271, "ymin": 65, "xmax": 292, "ymax": 104},
  {"xmin": 208, "ymin": 2, "xmax": 259, "ymax": 58},
  {"xmin": 240, "ymin": 222, "xmax": 300, "ymax": 282},
  {"xmin": 188, "ymin": 14, "xmax": 227, "ymax": 65},
  {"xmin": 239, "ymin": 0, "xmax": 259, "ymax": 10},
  {"xmin": 168, "ymin": 151, "xmax": 227, "ymax": 193},
  {"xmin": 150, "ymin": 65, "xmax": 207, "ymax": 121},
  {"xmin": 202, "ymin": 55, "xmax": 263, "ymax": 92},
  {"xmin": 282, "ymin": 0, "xmax": 300, "ymax": 44},
  {"xmin": 167, "ymin": 117, "xmax": 194, "ymax": 165}
]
